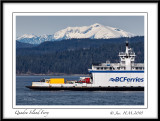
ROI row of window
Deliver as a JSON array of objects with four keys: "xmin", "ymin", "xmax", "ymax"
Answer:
[
  {"xmin": 133, "ymin": 67, "xmax": 144, "ymax": 70},
  {"xmin": 96, "ymin": 67, "xmax": 144, "ymax": 70},
  {"xmin": 96, "ymin": 67, "xmax": 124, "ymax": 70}
]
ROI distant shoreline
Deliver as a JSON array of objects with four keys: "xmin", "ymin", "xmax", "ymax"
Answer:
[{"xmin": 16, "ymin": 73, "xmax": 89, "ymax": 76}]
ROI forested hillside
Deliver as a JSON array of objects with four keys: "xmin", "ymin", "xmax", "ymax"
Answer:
[
  {"xmin": 16, "ymin": 36, "xmax": 144, "ymax": 75},
  {"xmin": 16, "ymin": 41, "xmax": 37, "ymax": 48}
]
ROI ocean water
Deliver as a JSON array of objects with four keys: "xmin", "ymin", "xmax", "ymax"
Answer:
[{"xmin": 16, "ymin": 76, "xmax": 144, "ymax": 105}]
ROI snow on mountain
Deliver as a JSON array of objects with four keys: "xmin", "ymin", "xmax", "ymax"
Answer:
[
  {"xmin": 17, "ymin": 34, "xmax": 54, "ymax": 44},
  {"xmin": 17, "ymin": 23, "xmax": 135, "ymax": 44},
  {"xmin": 17, "ymin": 34, "xmax": 37, "ymax": 40}
]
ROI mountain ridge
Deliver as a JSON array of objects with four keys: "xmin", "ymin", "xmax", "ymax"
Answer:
[{"xmin": 17, "ymin": 23, "xmax": 135, "ymax": 44}]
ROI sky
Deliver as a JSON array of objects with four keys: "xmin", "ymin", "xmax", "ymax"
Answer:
[{"xmin": 16, "ymin": 16, "xmax": 144, "ymax": 37}]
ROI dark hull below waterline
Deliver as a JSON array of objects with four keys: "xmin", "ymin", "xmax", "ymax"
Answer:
[{"xmin": 26, "ymin": 86, "xmax": 144, "ymax": 91}]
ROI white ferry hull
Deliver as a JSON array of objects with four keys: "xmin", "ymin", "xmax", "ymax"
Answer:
[{"xmin": 90, "ymin": 70, "xmax": 144, "ymax": 87}]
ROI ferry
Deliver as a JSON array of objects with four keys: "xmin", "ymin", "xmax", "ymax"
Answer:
[{"xmin": 26, "ymin": 41, "xmax": 144, "ymax": 91}]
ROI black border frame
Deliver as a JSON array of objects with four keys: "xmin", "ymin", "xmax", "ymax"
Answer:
[{"xmin": 1, "ymin": 0, "xmax": 159, "ymax": 120}]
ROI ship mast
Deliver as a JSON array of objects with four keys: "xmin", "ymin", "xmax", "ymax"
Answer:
[{"xmin": 125, "ymin": 41, "xmax": 129, "ymax": 55}]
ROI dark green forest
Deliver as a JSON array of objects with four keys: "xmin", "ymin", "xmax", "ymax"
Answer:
[{"xmin": 16, "ymin": 36, "xmax": 144, "ymax": 74}]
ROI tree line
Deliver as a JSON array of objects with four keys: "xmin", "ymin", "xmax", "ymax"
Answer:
[{"xmin": 16, "ymin": 36, "xmax": 144, "ymax": 74}]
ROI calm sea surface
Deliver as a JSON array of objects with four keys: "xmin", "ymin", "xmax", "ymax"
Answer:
[{"xmin": 16, "ymin": 76, "xmax": 144, "ymax": 105}]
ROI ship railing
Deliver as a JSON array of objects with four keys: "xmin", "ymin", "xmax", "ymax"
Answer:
[
  {"xmin": 133, "ymin": 63, "xmax": 144, "ymax": 67},
  {"xmin": 131, "ymin": 63, "xmax": 144, "ymax": 70},
  {"xmin": 119, "ymin": 52, "xmax": 126, "ymax": 55},
  {"xmin": 93, "ymin": 63, "xmax": 120, "ymax": 66},
  {"xmin": 131, "ymin": 67, "xmax": 144, "ymax": 70},
  {"xmin": 129, "ymin": 52, "xmax": 135, "ymax": 55},
  {"xmin": 119, "ymin": 52, "xmax": 135, "ymax": 56},
  {"xmin": 110, "ymin": 63, "xmax": 120, "ymax": 66},
  {"xmin": 32, "ymin": 82, "xmax": 49, "ymax": 87}
]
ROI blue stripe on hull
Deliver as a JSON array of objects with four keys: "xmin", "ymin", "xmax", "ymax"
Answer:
[{"xmin": 89, "ymin": 70, "xmax": 144, "ymax": 73}]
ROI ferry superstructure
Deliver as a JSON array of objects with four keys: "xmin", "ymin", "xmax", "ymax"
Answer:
[
  {"xmin": 26, "ymin": 41, "xmax": 144, "ymax": 91},
  {"xmin": 88, "ymin": 41, "xmax": 144, "ymax": 87}
]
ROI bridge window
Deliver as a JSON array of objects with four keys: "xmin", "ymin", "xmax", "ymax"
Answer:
[{"xmin": 122, "ymin": 61, "xmax": 125, "ymax": 64}]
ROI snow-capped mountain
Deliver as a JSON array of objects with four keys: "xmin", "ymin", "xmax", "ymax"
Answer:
[
  {"xmin": 17, "ymin": 34, "xmax": 37, "ymax": 39},
  {"xmin": 16, "ymin": 34, "xmax": 54, "ymax": 44},
  {"xmin": 17, "ymin": 23, "xmax": 135, "ymax": 44}
]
